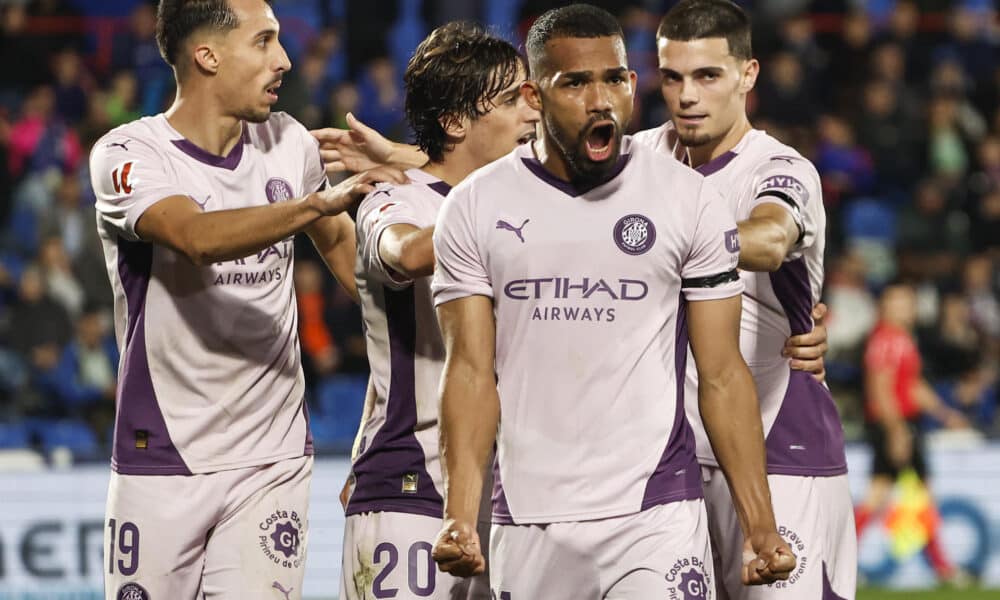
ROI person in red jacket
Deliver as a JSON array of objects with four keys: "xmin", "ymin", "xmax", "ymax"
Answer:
[{"xmin": 856, "ymin": 280, "xmax": 968, "ymax": 582}]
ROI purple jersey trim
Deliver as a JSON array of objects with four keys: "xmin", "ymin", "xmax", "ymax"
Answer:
[
  {"xmin": 641, "ymin": 297, "xmax": 704, "ymax": 509},
  {"xmin": 692, "ymin": 150, "xmax": 738, "ymax": 176},
  {"xmin": 170, "ymin": 125, "xmax": 247, "ymax": 171},
  {"xmin": 112, "ymin": 238, "xmax": 191, "ymax": 475},
  {"xmin": 302, "ymin": 398, "xmax": 314, "ymax": 456},
  {"xmin": 822, "ymin": 561, "xmax": 848, "ymax": 600},
  {"xmin": 346, "ymin": 286, "xmax": 444, "ymax": 517},
  {"xmin": 427, "ymin": 180, "xmax": 452, "ymax": 198},
  {"xmin": 492, "ymin": 454, "xmax": 514, "ymax": 524},
  {"xmin": 520, "ymin": 154, "xmax": 632, "ymax": 197},
  {"xmin": 765, "ymin": 258, "xmax": 848, "ymax": 476}
]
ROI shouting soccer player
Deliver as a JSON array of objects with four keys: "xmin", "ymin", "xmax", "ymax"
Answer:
[
  {"xmin": 88, "ymin": 0, "xmax": 403, "ymax": 598},
  {"xmin": 339, "ymin": 22, "xmax": 538, "ymax": 600},
  {"xmin": 634, "ymin": 1, "xmax": 856, "ymax": 598},
  {"xmin": 429, "ymin": 5, "xmax": 794, "ymax": 598}
]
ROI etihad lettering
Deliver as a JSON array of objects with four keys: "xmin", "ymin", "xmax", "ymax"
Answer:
[
  {"xmin": 531, "ymin": 306, "xmax": 616, "ymax": 322},
  {"xmin": 504, "ymin": 277, "xmax": 648, "ymax": 301},
  {"xmin": 216, "ymin": 240, "xmax": 293, "ymax": 267}
]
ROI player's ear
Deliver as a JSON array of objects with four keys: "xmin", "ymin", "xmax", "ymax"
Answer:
[
  {"xmin": 440, "ymin": 113, "xmax": 467, "ymax": 145},
  {"xmin": 192, "ymin": 41, "xmax": 221, "ymax": 75},
  {"xmin": 522, "ymin": 80, "xmax": 542, "ymax": 112},
  {"xmin": 740, "ymin": 59, "xmax": 759, "ymax": 94}
]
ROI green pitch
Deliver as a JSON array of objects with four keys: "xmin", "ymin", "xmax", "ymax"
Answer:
[{"xmin": 859, "ymin": 588, "xmax": 998, "ymax": 599}]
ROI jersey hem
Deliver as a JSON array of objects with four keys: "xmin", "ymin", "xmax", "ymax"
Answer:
[
  {"xmin": 492, "ymin": 486, "xmax": 704, "ymax": 525},
  {"xmin": 766, "ymin": 463, "xmax": 848, "ymax": 477},
  {"xmin": 346, "ymin": 500, "xmax": 442, "ymax": 519},
  {"xmin": 112, "ymin": 447, "xmax": 311, "ymax": 475}
]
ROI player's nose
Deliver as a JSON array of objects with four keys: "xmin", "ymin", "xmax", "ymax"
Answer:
[
  {"xmin": 275, "ymin": 42, "xmax": 292, "ymax": 72},
  {"xmin": 679, "ymin": 77, "xmax": 698, "ymax": 106},
  {"xmin": 585, "ymin": 83, "xmax": 613, "ymax": 114}
]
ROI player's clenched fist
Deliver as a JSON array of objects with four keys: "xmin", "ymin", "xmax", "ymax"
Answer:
[
  {"xmin": 432, "ymin": 519, "xmax": 485, "ymax": 577},
  {"xmin": 741, "ymin": 531, "xmax": 797, "ymax": 585},
  {"xmin": 309, "ymin": 166, "xmax": 408, "ymax": 216}
]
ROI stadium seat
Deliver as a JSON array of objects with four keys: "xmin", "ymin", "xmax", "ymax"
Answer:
[
  {"xmin": 315, "ymin": 375, "xmax": 368, "ymax": 418},
  {"xmin": 28, "ymin": 419, "xmax": 100, "ymax": 458},
  {"xmin": 0, "ymin": 422, "xmax": 30, "ymax": 449}
]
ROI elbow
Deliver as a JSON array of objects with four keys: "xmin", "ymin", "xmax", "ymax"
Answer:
[{"xmin": 180, "ymin": 237, "xmax": 217, "ymax": 267}]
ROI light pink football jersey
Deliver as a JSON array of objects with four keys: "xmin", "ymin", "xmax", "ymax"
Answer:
[
  {"xmin": 90, "ymin": 112, "xmax": 326, "ymax": 475},
  {"xmin": 348, "ymin": 169, "xmax": 451, "ymax": 518},
  {"xmin": 432, "ymin": 138, "xmax": 743, "ymax": 524},
  {"xmin": 635, "ymin": 124, "xmax": 847, "ymax": 476}
]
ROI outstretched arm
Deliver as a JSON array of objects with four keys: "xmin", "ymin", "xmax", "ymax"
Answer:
[
  {"xmin": 689, "ymin": 294, "xmax": 796, "ymax": 585},
  {"xmin": 431, "ymin": 294, "xmax": 498, "ymax": 578}
]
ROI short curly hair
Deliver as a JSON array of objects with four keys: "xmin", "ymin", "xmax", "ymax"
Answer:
[{"xmin": 404, "ymin": 22, "xmax": 522, "ymax": 163}]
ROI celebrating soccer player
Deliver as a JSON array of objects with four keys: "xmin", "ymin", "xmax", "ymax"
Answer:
[
  {"xmin": 633, "ymin": 1, "xmax": 855, "ymax": 598},
  {"xmin": 338, "ymin": 22, "xmax": 538, "ymax": 600},
  {"xmin": 88, "ymin": 0, "xmax": 404, "ymax": 598},
  {"xmin": 429, "ymin": 5, "xmax": 794, "ymax": 598}
]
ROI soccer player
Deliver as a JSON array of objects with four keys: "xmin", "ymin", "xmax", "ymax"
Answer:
[
  {"xmin": 88, "ymin": 0, "xmax": 404, "ymax": 598},
  {"xmin": 429, "ymin": 5, "xmax": 794, "ymax": 598},
  {"xmin": 856, "ymin": 281, "xmax": 967, "ymax": 583},
  {"xmin": 339, "ymin": 23, "xmax": 538, "ymax": 600},
  {"xmin": 634, "ymin": 1, "xmax": 855, "ymax": 598}
]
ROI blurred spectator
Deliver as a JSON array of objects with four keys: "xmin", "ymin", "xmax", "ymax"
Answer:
[
  {"xmin": 40, "ymin": 172, "xmax": 89, "ymax": 260},
  {"xmin": 355, "ymin": 57, "xmax": 405, "ymax": 140},
  {"xmin": 325, "ymin": 82, "xmax": 360, "ymax": 129},
  {"xmin": 897, "ymin": 178, "xmax": 968, "ymax": 282},
  {"xmin": 754, "ymin": 51, "xmax": 817, "ymax": 131},
  {"xmin": 295, "ymin": 259, "xmax": 341, "ymax": 380},
  {"xmin": 826, "ymin": 11, "xmax": 874, "ymax": 108},
  {"xmin": 826, "ymin": 251, "xmax": 878, "ymax": 363},
  {"xmin": 36, "ymin": 303, "xmax": 117, "ymax": 441},
  {"xmin": 51, "ymin": 49, "xmax": 89, "ymax": 124},
  {"xmin": 3, "ymin": 266, "xmax": 72, "ymax": 390},
  {"xmin": 933, "ymin": 367, "xmax": 998, "ymax": 435},
  {"xmin": 104, "ymin": 71, "xmax": 141, "ymax": 128},
  {"xmin": 7, "ymin": 85, "xmax": 82, "ymax": 179},
  {"xmin": 0, "ymin": 4, "xmax": 50, "ymax": 101},
  {"xmin": 111, "ymin": 1, "xmax": 172, "ymax": 115},
  {"xmin": 875, "ymin": 0, "xmax": 931, "ymax": 86},
  {"xmin": 962, "ymin": 254, "xmax": 1000, "ymax": 342},
  {"xmin": 919, "ymin": 293, "xmax": 982, "ymax": 380},
  {"xmin": 37, "ymin": 235, "xmax": 84, "ymax": 318},
  {"xmin": 854, "ymin": 79, "xmax": 923, "ymax": 191},
  {"xmin": 814, "ymin": 114, "xmax": 875, "ymax": 205},
  {"xmin": 934, "ymin": 5, "xmax": 998, "ymax": 83},
  {"xmin": 968, "ymin": 187, "xmax": 1000, "ymax": 254},
  {"xmin": 926, "ymin": 94, "xmax": 973, "ymax": 181}
]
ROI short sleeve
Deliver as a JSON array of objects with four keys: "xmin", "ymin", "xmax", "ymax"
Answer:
[
  {"xmin": 682, "ymin": 179, "xmax": 744, "ymax": 301},
  {"xmin": 747, "ymin": 156, "xmax": 822, "ymax": 256},
  {"xmin": 298, "ymin": 121, "xmax": 328, "ymax": 193},
  {"xmin": 864, "ymin": 331, "xmax": 901, "ymax": 372},
  {"xmin": 89, "ymin": 135, "xmax": 181, "ymax": 241},
  {"xmin": 431, "ymin": 186, "xmax": 492, "ymax": 305},
  {"xmin": 356, "ymin": 185, "xmax": 426, "ymax": 288}
]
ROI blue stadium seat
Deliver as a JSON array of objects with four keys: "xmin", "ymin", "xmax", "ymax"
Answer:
[
  {"xmin": 843, "ymin": 198, "xmax": 898, "ymax": 244},
  {"xmin": 315, "ymin": 375, "xmax": 368, "ymax": 418},
  {"xmin": 0, "ymin": 422, "xmax": 30, "ymax": 449},
  {"xmin": 30, "ymin": 419, "xmax": 100, "ymax": 457}
]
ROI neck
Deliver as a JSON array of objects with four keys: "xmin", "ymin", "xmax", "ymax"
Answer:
[
  {"xmin": 164, "ymin": 82, "xmax": 244, "ymax": 157},
  {"xmin": 686, "ymin": 114, "xmax": 752, "ymax": 169},
  {"xmin": 533, "ymin": 127, "xmax": 572, "ymax": 181},
  {"xmin": 423, "ymin": 145, "xmax": 495, "ymax": 187}
]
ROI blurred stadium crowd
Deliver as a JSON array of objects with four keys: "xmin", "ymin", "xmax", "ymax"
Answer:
[{"xmin": 0, "ymin": 0, "xmax": 996, "ymax": 461}]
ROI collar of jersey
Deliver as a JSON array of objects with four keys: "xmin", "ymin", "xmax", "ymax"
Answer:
[
  {"xmin": 166, "ymin": 117, "xmax": 248, "ymax": 171},
  {"xmin": 518, "ymin": 142, "xmax": 632, "ymax": 197}
]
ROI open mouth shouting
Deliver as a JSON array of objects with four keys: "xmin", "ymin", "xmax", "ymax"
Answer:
[{"xmin": 584, "ymin": 120, "xmax": 616, "ymax": 162}]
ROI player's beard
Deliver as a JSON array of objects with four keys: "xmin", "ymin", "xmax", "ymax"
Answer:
[
  {"xmin": 545, "ymin": 111, "xmax": 623, "ymax": 186},
  {"xmin": 674, "ymin": 128, "xmax": 714, "ymax": 148}
]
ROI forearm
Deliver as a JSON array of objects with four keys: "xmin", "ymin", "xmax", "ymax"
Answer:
[
  {"xmin": 144, "ymin": 194, "xmax": 322, "ymax": 266},
  {"xmin": 737, "ymin": 218, "xmax": 791, "ymax": 272},
  {"xmin": 700, "ymin": 365, "xmax": 775, "ymax": 537},
  {"xmin": 440, "ymin": 361, "xmax": 499, "ymax": 524},
  {"xmin": 382, "ymin": 226, "xmax": 435, "ymax": 279},
  {"xmin": 312, "ymin": 217, "xmax": 360, "ymax": 303}
]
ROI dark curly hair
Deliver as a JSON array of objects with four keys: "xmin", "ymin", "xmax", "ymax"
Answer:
[{"xmin": 404, "ymin": 22, "xmax": 522, "ymax": 163}]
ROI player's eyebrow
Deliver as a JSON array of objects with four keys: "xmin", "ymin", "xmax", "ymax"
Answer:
[
  {"xmin": 254, "ymin": 27, "xmax": 279, "ymax": 40},
  {"xmin": 660, "ymin": 66, "xmax": 724, "ymax": 78}
]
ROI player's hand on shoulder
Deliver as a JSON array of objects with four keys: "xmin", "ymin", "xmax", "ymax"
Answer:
[
  {"xmin": 312, "ymin": 166, "xmax": 408, "ymax": 216},
  {"xmin": 431, "ymin": 518, "xmax": 485, "ymax": 578},
  {"xmin": 741, "ymin": 531, "xmax": 796, "ymax": 585},
  {"xmin": 311, "ymin": 112, "xmax": 396, "ymax": 174}
]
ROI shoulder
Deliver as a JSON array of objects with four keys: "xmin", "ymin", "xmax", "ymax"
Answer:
[
  {"xmin": 90, "ymin": 116, "xmax": 167, "ymax": 163},
  {"xmin": 627, "ymin": 137, "xmax": 705, "ymax": 191}
]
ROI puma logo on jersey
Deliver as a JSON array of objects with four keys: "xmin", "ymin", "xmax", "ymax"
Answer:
[
  {"xmin": 272, "ymin": 581, "xmax": 293, "ymax": 600},
  {"xmin": 106, "ymin": 140, "xmax": 130, "ymax": 151},
  {"xmin": 496, "ymin": 219, "xmax": 529, "ymax": 243}
]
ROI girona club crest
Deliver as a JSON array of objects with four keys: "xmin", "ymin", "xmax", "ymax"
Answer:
[{"xmin": 112, "ymin": 162, "xmax": 135, "ymax": 195}]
